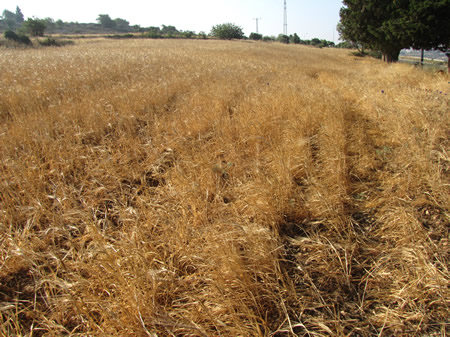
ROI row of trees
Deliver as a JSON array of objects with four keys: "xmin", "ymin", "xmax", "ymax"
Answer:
[
  {"xmin": 274, "ymin": 33, "xmax": 335, "ymax": 48},
  {"xmin": 1, "ymin": 7, "xmax": 46, "ymax": 36},
  {"xmin": 1, "ymin": 8, "xmax": 337, "ymax": 46},
  {"xmin": 0, "ymin": 7, "xmax": 346, "ymax": 51},
  {"xmin": 338, "ymin": 0, "xmax": 449, "ymax": 63},
  {"xmin": 1, "ymin": 13, "xmax": 334, "ymax": 47},
  {"xmin": 0, "ymin": 9, "xmax": 141, "ymax": 35},
  {"xmin": 211, "ymin": 23, "xmax": 336, "ymax": 48},
  {"xmin": 0, "ymin": 9, "xmax": 201, "ymax": 38}
]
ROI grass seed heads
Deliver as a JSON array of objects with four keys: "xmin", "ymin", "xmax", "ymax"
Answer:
[{"xmin": 0, "ymin": 39, "xmax": 448, "ymax": 336}]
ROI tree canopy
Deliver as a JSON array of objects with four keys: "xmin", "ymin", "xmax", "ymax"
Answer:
[
  {"xmin": 291, "ymin": 33, "xmax": 301, "ymax": 44},
  {"xmin": 249, "ymin": 32, "xmax": 263, "ymax": 41},
  {"xmin": 338, "ymin": 0, "xmax": 450, "ymax": 62},
  {"xmin": 0, "ymin": 6, "xmax": 24, "ymax": 30},
  {"xmin": 97, "ymin": 14, "xmax": 115, "ymax": 29},
  {"xmin": 406, "ymin": 0, "xmax": 450, "ymax": 52},
  {"xmin": 210, "ymin": 23, "xmax": 244, "ymax": 40},
  {"xmin": 23, "ymin": 18, "xmax": 47, "ymax": 37},
  {"xmin": 15, "ymin": 6, "xmax": 24, "ymax": 24}
]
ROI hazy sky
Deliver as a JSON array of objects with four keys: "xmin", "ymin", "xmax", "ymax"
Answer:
[{"xmin": 2, "ymin": 0, "xmax": 344, "ymax": 41}]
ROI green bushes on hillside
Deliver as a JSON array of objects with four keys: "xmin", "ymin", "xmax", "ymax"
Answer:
[{"xmin": 3, "ymin": 30, "xmax": 31, "ymax": 45}]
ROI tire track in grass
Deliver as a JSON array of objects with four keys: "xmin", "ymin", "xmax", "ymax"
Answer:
[
  {"xmin": 275, "ymin": 92, "xmax": 396, "ymax": 336},
  {"xmin": 277, "ymin": 78, "xmax": 448, "ymax": 335}
]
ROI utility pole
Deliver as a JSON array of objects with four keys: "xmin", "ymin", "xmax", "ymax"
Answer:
[
  {"xmin": 253, "ymin": 18, "xmax": 262, "ymax": 34},
  {"xmin": 283, "ymin": 0, "xmax": 288, "ymax": 35}
]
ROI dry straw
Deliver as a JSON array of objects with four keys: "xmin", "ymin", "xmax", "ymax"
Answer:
[{"xmin": 0, "ymin": 39, "xmax": 448, "ymax": 336}]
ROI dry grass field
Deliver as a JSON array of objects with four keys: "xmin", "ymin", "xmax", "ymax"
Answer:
[{"xmin": 0, "ymin": 39, "xmax": 448, "ymax": 336}]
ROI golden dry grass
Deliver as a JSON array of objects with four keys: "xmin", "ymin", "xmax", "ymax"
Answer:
[{"xmin": 0, "ymin": 39, "xmax": 448, "ymax": 336}]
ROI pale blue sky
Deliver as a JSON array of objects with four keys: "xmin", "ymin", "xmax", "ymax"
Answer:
[{"xmin": 2, "ymin": 0, "xmax": 344, "ymax": 41}]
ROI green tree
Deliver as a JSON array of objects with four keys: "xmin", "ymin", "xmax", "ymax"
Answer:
[
  {"xmin": 278, "ymin": 34, "xmax": 289, "ymax": 44},
  {"xmin": 147, "ymin": 26, "xmax": 161, "ymax": 38},
  {"xmin": 2, "ymin": 9, "xmax": 17, "ymax": 30},
  {"xmin": 210, "ymin": 23, "xmax": 244, "ymax": 40},
  {"xmin": 181, "ymin": 30, "xmax": 194, "ymax": 39},
  {"xmin": 249, "ymin": 32, "xmax": 263, "ymax": 41},
  {"xmin": 15, "ymin": 6, "xmax": 24, "ymax": 24},
  {"xmin": 161, "ymin": 25, "xmax": 178, "ymax": 36},
  {"xmin": 406, "ymin": 0, "xmax": 449, "ymax": 63},
  {"xmin": 263, "ymin": 36, "xmax": 276, "ymax": 42},
  {"xmin": 310, "ymin": 38, "xmax": 321, "ymax": 46},
  {"xmin": 97, "ymin": 14, "xmax": 116, "ymax": 29},
  {"xmin": 23, "ymin": 18, "xmax": 47, "ymax": 36},
  {"xmin": 4, "ymin": 30, "xmax": 31, "ymax": 45},
  {"xmin": 114, "ymin": 18, "xmax": 130, "ymax": 32},
  {"xmin": 339, "ymin": 0, "xmax": 450, "ymax": 63},
  {"xmin": 55, "ymin": 19, "xmax": 64, "ymax": 29},
  {"xmin": 44, "ymin": 17, "xmax": 56, "ymax": 32},
  {"xmin": 291, "ymin": 33, "xmax": 301, "ymax": 44}
]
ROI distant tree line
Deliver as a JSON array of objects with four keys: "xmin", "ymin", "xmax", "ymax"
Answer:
[
  {"xmin": 248, "ymin": 32, "xmax": 337, "ymax": 48},
  {"xmin": 1, "ymin": 7, "xmax": 46, "ymax": 36},
  {"xmin": 212, "ymin": 23, "xmax": 338, "ymax": 47},
  {"xmin": 1, "ymin": 7, "xmax": 342, "ymax": 49},
  {"xmin": 271, "ymin": 33, "xmax": 336, "ymax": 48},
  {"xmin": 0, "ymin": 9, "xmax": 206, "ymax": 39}
]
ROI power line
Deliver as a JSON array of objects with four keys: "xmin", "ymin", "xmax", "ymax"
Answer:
[{"xmin": 253, "ymin": 17, "xmax": 262, "ymax": 34}]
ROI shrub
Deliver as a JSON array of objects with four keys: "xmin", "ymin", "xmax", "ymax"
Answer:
[
  {"xmin": 263, "ymin": 36, "xmax": 275, "ymax": 42},
  {"xmin": 146, "ymin": 27, "xmax": 162, "ymax": 39},
  {"xmin": 38, "ymin": 37, "xmax": 74, "ymax": 47},
  {"xmin": 23, "ymin": 18, "xmax": 47, "ymax": 37},
  {"xmin": 291, "ymin": 33, "xmax": 301, "ymax": 44},
  {"xmin": 351, "ymin": 50, "xmax": 382, "ymax": 59},
  {"xmin": 146, "ymin": 32, "xmax": 162, "ymax": 39},
  {"xmin": 107, "ymin": 34, "xmax": 135, "ymax": 39},
  {"xmin": 367, "ymin": 50, "xmax": 382, "ymax": 59},
  {"xmin": 18, "ymin": 35, "xmax": 32, "ymax": 45},
  {"xmin": 210, "ymin": 23, "xmax": 244, "ymax": 40},
  {"xmin": 278, "ymin": 34, "xmax": 289, "ymax": 44},
  {"xmin": 181, "ymin": 31, "xmax": 194, "ymax": 39},
  {"xmin": 4, "ymin": 30, "xmax": 20, "ymax": 41},
  {"xmin": 249, "ymin": 32, "xmax": 263, "ymax": 41},
  {"xmin": 4, "ymin": 30, "xmax": 32, "ymax": 46},
  {"xmin": 38, "ymin": 37, "xmax": 59, "ymax": 46}
]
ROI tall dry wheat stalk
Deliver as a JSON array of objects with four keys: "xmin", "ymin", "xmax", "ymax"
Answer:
[{"xmin": 0, "ymin": 39, "xmax": 448, "ymax": 336}]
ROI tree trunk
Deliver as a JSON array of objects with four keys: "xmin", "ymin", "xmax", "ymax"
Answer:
[
  {"xmin": 421, "ymin": 49, "xmax": 424, "ymax": 66},
  {"xmin": 382, "ymin": 48, "xmax": 401, "ymax": 63},
  {"xmin": 447, "ymin": 52, "xmax": 450, "ymax": 73}
]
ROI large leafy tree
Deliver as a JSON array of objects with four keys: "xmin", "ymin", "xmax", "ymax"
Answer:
[
  {"xmin": 339, "ymin": 0, "xmax": 450, "ymax": 63},
  {"xmin": 97, "ymin": 14, "xmax": 116, "ymax": 29},
  {"xmin": 406, "ymin": 0, "xmax": 450, "ymax": 52},
  {"xmin": 210, "ymin": 23, "xmax": 244, "ymax": 40}
]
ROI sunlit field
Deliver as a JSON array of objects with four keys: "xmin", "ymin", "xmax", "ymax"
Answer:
[{"xmin": 0, "ymin": 39, "xmax": 448, "ymax": 336}]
